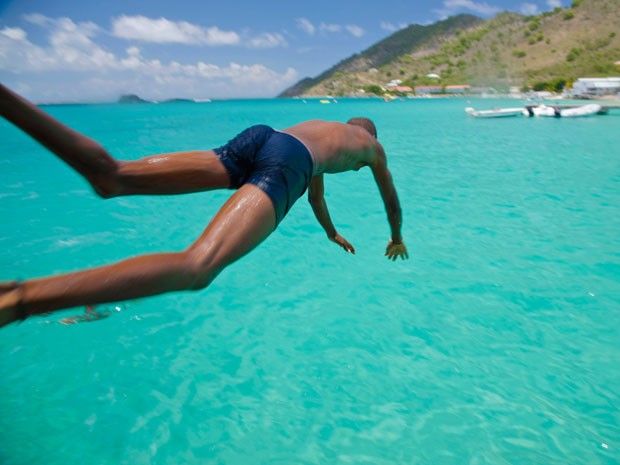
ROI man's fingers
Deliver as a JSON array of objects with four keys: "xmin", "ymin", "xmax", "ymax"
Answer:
[
  {"xmin": 339, "ymin": 239, "xmax": 355, "ymax": 254},
  {"xmin": 385, "ymin": 249, "xmax": 408, "ymax": 260}
]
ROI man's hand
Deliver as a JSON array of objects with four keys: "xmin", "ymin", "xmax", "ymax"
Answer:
[
  {"xmin": 330, "ymin": 233, "xmax": 356, "ymax": 254},
  {"xmin": 385, "ymin": 241, "xmax": 408, "ymax": 261}
]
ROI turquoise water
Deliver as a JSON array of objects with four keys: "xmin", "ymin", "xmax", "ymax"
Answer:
[{"xmin": 1, "ymin": 98, "xmax": 619, "ymax": 464}]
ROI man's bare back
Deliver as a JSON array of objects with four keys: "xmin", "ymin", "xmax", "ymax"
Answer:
[{"xmin": 282, "ymin": 120, "xmax": 381, "ymax": 174}]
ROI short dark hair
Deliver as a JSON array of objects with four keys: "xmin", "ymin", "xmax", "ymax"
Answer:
[{"xmin": 347, "ymin": 117, "xmax": 377, "ymax": 138}]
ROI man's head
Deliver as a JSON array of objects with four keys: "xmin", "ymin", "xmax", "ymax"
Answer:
[{"xmin": 347, "ymin": 117, "xmax": 377, "ymax": 139}]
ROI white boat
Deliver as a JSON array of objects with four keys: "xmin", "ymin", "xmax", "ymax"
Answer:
[
  {"xmin": 525, "ymin": 103, "xmax": 602, "ymax": 117},
  {"xmin": 560, "ymin": 103, "xmax": 601, "ymax": 117},
  {"xmin": 465, "ymin": 107, "xmax": 525, "ymax": 118},
  {"xmin": 526, "ymin": 104, "xmax": 557, "ymax": 117}
]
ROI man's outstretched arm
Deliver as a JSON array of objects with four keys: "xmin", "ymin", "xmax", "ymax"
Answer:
[
  {"xmin": 308, "ymin": 175, "xmax": 355, "ymax": 254},
  {"xmin": 370, "ymin": 147, "xmax": 408, "ymax": 260}
]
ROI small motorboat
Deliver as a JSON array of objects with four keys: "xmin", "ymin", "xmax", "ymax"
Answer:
[
  {"xmin": 559, "ymin": 103, "xmax": 601, "ymax": 117},
  {"xmin": 525, "ymin": 104, "xmax": 557, "ymax": 117},
  {"xmin": 465, "ymin": 107, "xmax": 525, "ymax": 118},
  {"xmin": 524, "ymin": 103, "xmax": 602, "ymax": 117}
]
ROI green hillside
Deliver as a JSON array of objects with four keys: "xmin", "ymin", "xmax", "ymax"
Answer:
[{"xmin": 279, "ymin": 0, "xmax": 620, "ymax": 97}]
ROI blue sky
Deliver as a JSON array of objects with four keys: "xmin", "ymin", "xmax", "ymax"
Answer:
[{"xmin": 0, "ymin": 0, "xmax": 565, "ymax": 102}]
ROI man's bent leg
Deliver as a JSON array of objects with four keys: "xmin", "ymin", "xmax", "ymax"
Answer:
[
  {"xmin": 184, "ymin": 183, "xmax": 277, "ymax": 287},
  {"xmin": 0, "ymin": 184, "xmax": 276, "ymax": 327},
  {"xmin": 0, "ymin": 84, "xmax": 230, "ymax": 197}
]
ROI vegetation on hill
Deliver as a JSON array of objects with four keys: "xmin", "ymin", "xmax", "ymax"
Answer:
[{"xmin": 279, "ymin": 0, "xmax": 620, "ymax": 97}]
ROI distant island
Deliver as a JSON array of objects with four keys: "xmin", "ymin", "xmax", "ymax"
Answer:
[
  {"xmin": 118, "ymin": 94, "xmax": 150, "ymax": 104},
  {"xmin": 118, "ymin": 94, "xmax": 211, "ymax": 104}
]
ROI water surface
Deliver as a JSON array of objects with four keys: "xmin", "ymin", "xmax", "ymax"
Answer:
[{"xmin": 1, "ymin": 98, "xmax": 618, "ymax": 465}]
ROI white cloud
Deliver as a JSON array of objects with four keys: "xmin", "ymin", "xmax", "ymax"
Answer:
[
  {"xmin": 85, "ymin": 62, "xmax": 298, "ymax": 100},
  {"xmin": 380, "ymin": 21, "xmax": 408, "ymax": 32},
  {"xmin": 435, "ymin": 0, "xmax": 501, "ymax": 18},
  {"xmin": 0, "ymin": 16, "xmax": 114, "ymax": 72},
  {"xmin": 319, "ymin": 23, "xmax": 342, "ymax": 33},
  {"xmin": 546, "ymin": 0, "xmax": 562, "ymax": 7},
  {"xmin": 346, "ymin": 25, "xmax": 365, "ymax": 38},
  {"xmin": 247, "ymin": 32, "xmax": 287, "ymax": 48},
  {"xmin": 0, "ymin": 14, "xmax": 298, "ymax": 100},
  {"xmin": 297, "ymin": 18, "xmax": 315, "ymax": 35},
  {"xmin": 0, "ymin": 27, "xmax": 27, "ymax": 41},
  {"xmin": 111, "ymin": 15, "xmax": 240, "ymax": 45},
  {"xmin": 296, "ymin": 46, "xmax": 314, "ymax": 54},
  {"xmin": 23, "ymin": 13, "xmax": 53, "ymax": 26},
  {"xmin": 111, "ymin": 16, "xmax": 286, "ymax": 49},
  {"xmin": 298, "ymin": 18, "xmax": 363, "ymax": 38},
  {"xmin": 520, "ymin": 3, "xmax": 540, "ymax": 15}
]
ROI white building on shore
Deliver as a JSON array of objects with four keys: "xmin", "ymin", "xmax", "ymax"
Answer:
[{"xmin": 570, "ymin": 77, "xmax": 620, "ymax": 98}]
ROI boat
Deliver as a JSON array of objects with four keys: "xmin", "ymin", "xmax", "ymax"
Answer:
[
  {"xmin": 525, "ymin": 104, "xmax": 557, "ymax": 117},
  {"xmin": 465, "ymin": 107, "xmax": 525, "ymax": 118},
  {"xmin": 524, "ymin": 103, "xmax": 602, "ymax": 117},
  {"xmin": 559, "ymin": 103, "xmax": 601, "ymax": 117}
]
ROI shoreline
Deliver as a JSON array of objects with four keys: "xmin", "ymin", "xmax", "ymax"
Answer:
[{"xmin": 36, "ymin": 94, "xmax": 620, "ymax": 107}]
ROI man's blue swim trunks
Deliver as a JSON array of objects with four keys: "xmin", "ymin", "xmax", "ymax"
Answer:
[{"xmin": 214, "ymin": 125, "xmax": 314, "ymax": 226}]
